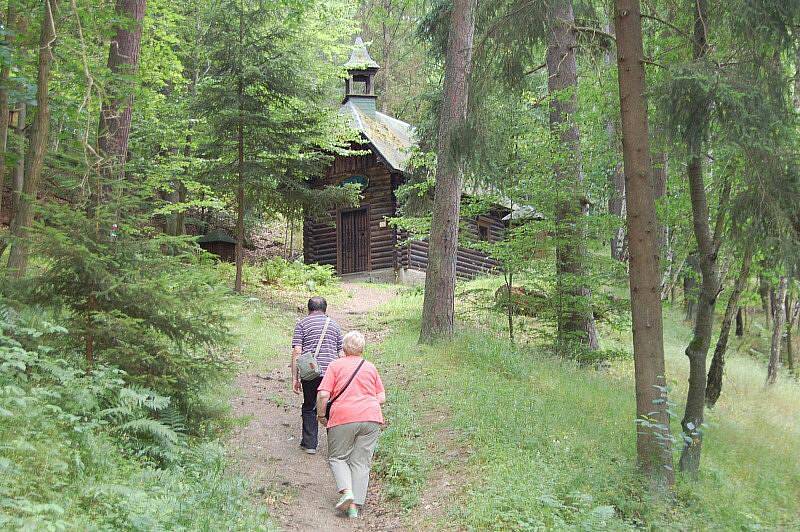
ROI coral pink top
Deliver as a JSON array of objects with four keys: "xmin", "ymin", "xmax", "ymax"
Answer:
[{"xmin": 318, "ymin": 356, "xmax": 384, "ymax": 429}]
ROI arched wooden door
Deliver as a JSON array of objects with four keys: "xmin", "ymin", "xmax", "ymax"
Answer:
[{"xmin": 338, "ymin": 207, "xmax": 370, "ymax": 274}]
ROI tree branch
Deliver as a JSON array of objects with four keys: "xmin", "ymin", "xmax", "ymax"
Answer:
[
  {"xmin": 712, "ymin": 177, "xmax": 732, "ymax": 252},
  {"xmin": 525, "ymin": 62, "xmax": 547, "ymax": 76},
  {"xmin": 641, "ymin": 13, "xmax": 688, "ymax": 37},
  {"xmin": 572, "ymin": 25, "xmax": 615, "ymax": 42},
  {"xmin": 642, "ymin": 58, "xmax": 667, "ymax": 69}
]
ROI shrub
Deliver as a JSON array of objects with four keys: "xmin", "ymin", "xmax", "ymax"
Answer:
[
  {"xmin": 259, "ymin": 258, "xmax": 337, "ymax": 291},
  {"xmin": 0, "ymin": 307, "xmax": 272, "ymax": 530},
  {"xmin": 2, "ymin": 204, "xmax": 234, "ymax": 422}
]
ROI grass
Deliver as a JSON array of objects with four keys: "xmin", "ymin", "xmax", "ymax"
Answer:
[{"xmin": 368, "ymin": 280, "xmax": 800, "ymax": 530}]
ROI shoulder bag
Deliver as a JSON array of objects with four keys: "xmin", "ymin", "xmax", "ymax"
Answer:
[
  {"xmin": 296, "ymin": 317, "xmax": 330, "ymax": 381},
  {"xmin": 325, "ymin": 359, "xmax": 366, "ymax": 418}
]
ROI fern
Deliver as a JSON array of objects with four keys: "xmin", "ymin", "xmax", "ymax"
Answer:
[
  {"xmin": 119, "ymin": 418, "xmax": 181, "ymax": 446},
  {"xmin": 158, "ymin": 406, "xmax": 187, "ymax": 434}
]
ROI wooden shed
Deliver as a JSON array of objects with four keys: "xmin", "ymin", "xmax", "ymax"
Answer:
[
  {"xmin": 303, "ymin": 37, "xmax": 509, "ymax": 281},
  {"xmin": 198, "ymin": 229, "xmax": 237, "ymax": 262}
]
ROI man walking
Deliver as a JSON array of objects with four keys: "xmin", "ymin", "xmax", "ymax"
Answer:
[{"xmin": 291, "ymin": 296, "xmax": 343, "ymax": 454}]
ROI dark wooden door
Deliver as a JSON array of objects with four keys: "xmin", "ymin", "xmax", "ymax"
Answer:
[{"xmin": 339, "ymin": 208, "xmax": 369, "ymax": 273}]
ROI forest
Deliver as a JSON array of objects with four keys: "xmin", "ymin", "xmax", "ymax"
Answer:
[{"xmin": 0, "ymin": 0, "xmax": 798, "ymax": 530}]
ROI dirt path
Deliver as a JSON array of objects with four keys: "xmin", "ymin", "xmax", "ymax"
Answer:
[{"xmin": 230, "ymin": 283, "xmax": 402, "ymax": 531}]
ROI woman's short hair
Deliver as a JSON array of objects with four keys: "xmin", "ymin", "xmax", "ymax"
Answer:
[{"xmin": 342, "ymin": 330, "xmax": 366, "ymax": 355}]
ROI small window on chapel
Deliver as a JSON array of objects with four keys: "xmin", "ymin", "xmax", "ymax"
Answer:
[{"xmin": 478, "ymin": 223, "xmax": 490, "ymax": 242}]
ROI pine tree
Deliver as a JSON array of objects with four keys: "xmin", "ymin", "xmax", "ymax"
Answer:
[
  {"xmin": 420, "ymin": 0, "xmax": 477, "ymax": 342},
  {"xmin": 7, "ymin": 0, "xmax": 60, "ymax": 277},
  {"xmin": 545, "ymin": 0, "xmax": 599, "ymax": 352},
  {"xmin": 198, "ymin": 0, "xmax": 355, "ymax": 292},
  {"xmin": 614, "ymin": 0, "xmax": 674, "ymax": 488}
]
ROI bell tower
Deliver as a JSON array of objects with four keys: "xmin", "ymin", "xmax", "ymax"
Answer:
[{"xmin": 343, "ymin": 37, "xmax": 380, "ymax": 117}]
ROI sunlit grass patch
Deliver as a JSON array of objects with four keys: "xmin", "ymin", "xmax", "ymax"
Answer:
[
  {"xmin": 230, "ymin": 296, "xmax": 297, "ymax": 372},
  {"xmin": 373, "ymin": 282, "xmax": 800, "ymax": 530}
]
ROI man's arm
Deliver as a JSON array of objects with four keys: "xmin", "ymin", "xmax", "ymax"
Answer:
[
  {"xmin": 291, "ymin": 320, "xmax": 303, "ymax": 394},
  {"xmin": 291, "ymin": 346, "xmax": 301, "ymax": 394}
]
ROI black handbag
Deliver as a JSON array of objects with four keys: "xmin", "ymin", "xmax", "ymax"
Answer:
[{"xmin": 325, "ymin": 359, "xmax": 366, "ymax": 418}]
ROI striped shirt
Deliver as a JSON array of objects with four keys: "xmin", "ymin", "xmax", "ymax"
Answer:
[{"xmin": 292, "ymin": 312, "xmax": 343, "ymax": 376}]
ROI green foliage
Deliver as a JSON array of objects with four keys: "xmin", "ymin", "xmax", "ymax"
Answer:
[
  {"xmin": 196, "ymin": 0, "xmax": 360, "ymax": 222},
  {"xmin": 371, "ymin": 382, "xmax": 430, "ymax": 509},
  {"xmin": 260, "ymin": 258, "xmax": 338, "ymax": 292},
  {"xmin": 0, "ymin": 311, "xmax": 272, "ymax": 529},
  {"xmin": 374, "ymin": 288, "xmax": 800, "ymax": 530},
  {"xmin": 3, "ymin": 203, "xmax": 234, "ymax": 418}
]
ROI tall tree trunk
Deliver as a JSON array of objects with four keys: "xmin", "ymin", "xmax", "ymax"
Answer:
[
  {"xmin": 652, "ymin": 150, "xmax": 674, "ymax": 299},
  {"xmin": 735, "ymin": 307, "xmax": 744, "ymax": 336},
  {"xmin": 419, "ymin": 0, "xmax": 476, "ymax": 343},
  {"xmin": 234, "ymin": 4, "xmax": 245, "ymax": 293},
  {"xmin": 604, "ymin": 13, "xmax": 625, "ymax": 262},
  {"xmin": 766, "ymin": 276, "xmax": 788, "ymax": 384},
  {"xmin": 784, "ymin": 288, "xmax": 795, "ymax": 371},
  {"xmin": 546, "ymin": 0, "xmax": 599, "ymax": 352},
  {"xmin": 608, "ymin": 144, "xmax": 626, "ymax": 260},
  {"xmin": 0, "ymin": 5, "xmax": 16, "ymax": 220},
  {"xmin": 235, "ymin": 125, "xmax": 244, "ymax": 292},
  {"xmin": 614, "ymin": 0, "xmax": 675, "ymax": 487},
  {"xmin": 683, "ymin": 253, "xmax": 699, "ymax": 322},
  {"xmin": 705, "ymin": 240, "xmax": 754, "ymax": 407},
  {"xmin": 98, "ymin": 0, "xmax": 147, "ymax": 184},
  {"xmin": 8, "ymin": 12, "xmax": 29, "ymax": 228},
  {"xmin": 652, "ymin": 150, "xmax": 668, "ymax": 250},
  {"xmin": 795, "ymin": 46, "xmax": 800, "ymax": 109},
  {"xmin": 175, "ymin": 43, "xmax": 200, "ymax": 238},
  {"xmin": 7, "ymin": 0, "xmax": 60, "ymax": 277},
  {"xmin": 679, "ymin": 0, "xmax": 722, "ymax": 475},
  {"xmin": 759, "ymin": 274, "xmax": 772, "ymax": 330},
  {"xmin": 379, "ymin": 1, "xmax": 391, "ymax": 115},
  {"xmin": 0, "ymin": 107, "xmax": 25, "ymax": 261}
]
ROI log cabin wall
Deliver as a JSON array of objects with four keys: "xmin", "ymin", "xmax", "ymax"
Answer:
[
  {"xmin": 304, "ymin": 152, "xmax": 399, "ymax": 273},
  {"xmin": 304, "ymin": 150, "xmax": 509, "ymax": 280},
  {"xmin": 403, "ymin": 213, "xmax": 506, "ymax": 279}
]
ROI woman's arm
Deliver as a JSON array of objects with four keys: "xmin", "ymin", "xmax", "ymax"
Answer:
[
  {"xmin": 377, "ymin": 391, "xmax": 386, "ymax": 404},
  {"xmin": 316, "ymin": 390, "xmax": 331, "ymax": 422}
]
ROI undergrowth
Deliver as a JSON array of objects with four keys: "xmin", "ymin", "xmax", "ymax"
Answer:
[
  {"xmin": 371, "ymin": 374, "xmax": 430, "ymax": 509},
  {"xmin": 0, "ymin": 300, "xmax": 274, "ymax": 530},
  {"xmin": 371, "ymin": 286, "xmax": 800, "ymax": 530}
]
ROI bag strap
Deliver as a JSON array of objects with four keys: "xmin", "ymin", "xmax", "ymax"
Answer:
[
  {"xmin": 312, "ymin": 317, "xmax": 331, "ymax": 360},
  {"xmin": 329, "ymin": 359, "xmax": 366, "ymax": 406}
]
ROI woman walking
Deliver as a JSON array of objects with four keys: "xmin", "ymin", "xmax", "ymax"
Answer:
[{"xmin": 316, "ymin": 331, "xmax": 385, "ymax": 519}]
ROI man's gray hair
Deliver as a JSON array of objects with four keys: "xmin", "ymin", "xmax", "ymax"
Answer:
[
  {"xmin": 342, "ymin": 330, "xmax": 366, "ymax": 355},
  {"xmin": 308, "ymin": 296, "xmax": 327, "ymax": 313}
]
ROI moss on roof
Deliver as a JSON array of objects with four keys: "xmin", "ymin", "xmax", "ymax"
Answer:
[
  {"xmin": 198, "ymin": 229, "xmax": 237, "ymax": 244},
  {"xmin": 343, "ymin": 36, "xmax": 380, "ymax": 70},
  {"xmin": 340, "ymin": 101, "xmax": 415, "ymax": 172}
]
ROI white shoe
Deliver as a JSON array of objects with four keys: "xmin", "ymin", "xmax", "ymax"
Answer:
[
  {"xmin": 335, "ymin": 491, "xmax": 354, "ymax": 511},
  {"xmin": 302, "ymin": 447, "xmax": 317, "ymax": 455}
]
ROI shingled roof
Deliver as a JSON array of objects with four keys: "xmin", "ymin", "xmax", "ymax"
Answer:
[
  {"xmin": 343, "ymin": 36, "xmax": 380, "ymax": 70},
  {"xmin": 340, "ymin": 100, "xmax": 416, "ymax": 173},
  {"xmin": 197, "ymin": 228, "xmax": 237, "ymax": 244}
]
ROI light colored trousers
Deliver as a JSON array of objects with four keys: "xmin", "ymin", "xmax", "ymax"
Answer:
[{"xmin": 327, "ymin": 421, "xmax": 381, "ymax": 505}]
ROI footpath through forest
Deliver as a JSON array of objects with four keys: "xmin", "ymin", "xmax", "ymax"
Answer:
[{"xmin": 229, "ymin": 283, "xmax": 405, "ymax": 531}]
